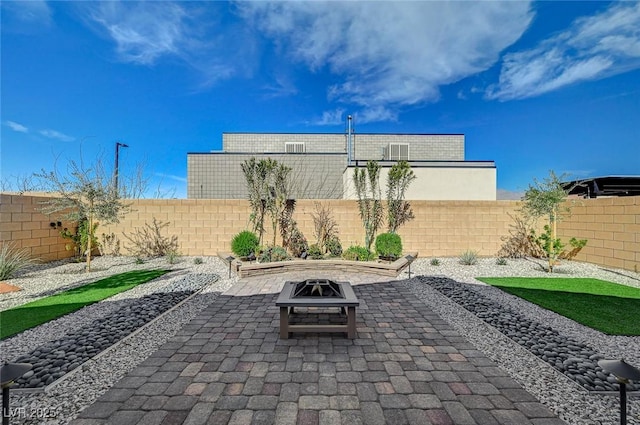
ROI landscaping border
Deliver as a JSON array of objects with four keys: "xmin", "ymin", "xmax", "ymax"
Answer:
[{"xmin": 218, "ymin": 252, "xmax": 419, "ymax": 277}]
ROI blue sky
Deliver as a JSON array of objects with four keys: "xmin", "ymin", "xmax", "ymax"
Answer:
[{"xmin": 2, "ymin": 1, "xmax": 639, "ymax": 199}]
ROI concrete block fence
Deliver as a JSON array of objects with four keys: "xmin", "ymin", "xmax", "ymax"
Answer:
[{"xmin": 1, "ymin": 193, "xmax": 638, "ymax": 272}]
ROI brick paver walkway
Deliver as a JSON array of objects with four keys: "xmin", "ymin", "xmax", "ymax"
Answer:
[{"xmin": 70, "ymin": 274, "xmax": 567, "ymax": 425}]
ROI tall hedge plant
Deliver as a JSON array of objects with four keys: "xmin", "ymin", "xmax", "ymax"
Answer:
[{"xmin": 353, "ymin": 160, "xmax": 383, "ymax": 253}]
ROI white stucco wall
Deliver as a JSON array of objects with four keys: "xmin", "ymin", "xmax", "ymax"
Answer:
[{"xmin": 343, "ymin": 165, "xmax": 496, "ymax": 200}]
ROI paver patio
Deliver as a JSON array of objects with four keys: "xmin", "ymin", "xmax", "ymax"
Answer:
[{"xmin": 70, "ymin": 272, "xmax": 567, "ymax": 425}]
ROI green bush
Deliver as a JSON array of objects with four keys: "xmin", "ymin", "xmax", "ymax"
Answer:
[
  {"xmin": 193, "ymin": 257, "xmax": 204, "ymax": 265},
  {"xmin": 430, "ymin": 258, "xmax": 440, "ymax": 266},
  {"xmin": 258, "ymin": 246, "xmax": 290, "ymax": 263},
  {"xmin": 459, "ymin": 250, "xmax": 479, "ymax": 265},
  {"xmin": 307, "ymin": 244, "xmax": 323, "ymax": 260},
  {"xmin": 342, "ymin": 245, "xmax": 374, "ymax": 262},
  {"xmin": 496, "ymin": 257, "xmax": 508, "ymax": 266},
  {"xmin": 0, "ymin": 243, "xmax": 35, "ymax": 280},
  {"xmin": 326, "ymin": 236, "xmax": 343, "ymax": 257},
  {"xmin": 375, "ymin": 233, "xmax": 402, "ymax": 259},
  {"xmin": 231, "ymin": 230, "xmax": 259, "ymax": 258}
]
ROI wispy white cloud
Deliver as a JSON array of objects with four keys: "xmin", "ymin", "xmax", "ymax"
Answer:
[
  {"xmin": 310, "ymin": 109, "xmax": 345, "ymax": 126},
  {"xmin": 87, "ymin": 2, "xmax": 190, "ymax": 65},
  {"xmin": 487, "ymin": 2, "xmax": 640, "ymax": 101},
  {"xmin": 5, "ymin": 121, "xmax": 29, "ymax": 133},
  {"xmin": 262, "ymin": 75, "xmax": 298, "ymax": 99},
  {"xmin": 83, "ymin": 2, "xmax": 237, "ymax": 88},
  {"xmin": 39, "ymin": 129, "xmax": 75, "ymax": 142},
  {"xmin": 240, "ymin": 2, "xmax": 533, "ymax": 122}
]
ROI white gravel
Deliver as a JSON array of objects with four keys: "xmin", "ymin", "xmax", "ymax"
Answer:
[
  {"xmin": 1, "ymin": 255, "xmax": 640, "ymax": 425},
  {"xmin": 1, "ymin": 255, "xmax": 237, "ymax": 425},
  {"xmin": 408, "ymin": 256, "xmax": 640, "ymax": 425}
]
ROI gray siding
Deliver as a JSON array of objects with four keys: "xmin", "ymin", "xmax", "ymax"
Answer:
[
  {"xmin": 223, "ymin": 133, "xmax": 346, "ymax": 154},
  {"xmin": 350, "ymin": 134, "xmax": 464, "ymax": 161},
  {"xmin": 222, "ymin": 133, "xmax": 464, "ymax": 161},
  {"xmin": 188, "ymin": 153, "xmax": 346, "ymax": 199}
]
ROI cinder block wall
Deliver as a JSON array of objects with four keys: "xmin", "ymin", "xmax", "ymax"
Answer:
[
  {"xmin": 2, "ymin": 193, "xmax": 638, "ymax": 272},
  {"xmin": 98, "ymin": 199, "xmax": 519, "ymax": 258},
  {"xmin": 557, "ymin": 197, "xmax": 639, "ymax": 272},
  {"xmin": 0, "ymin": 194, "xmax": 75, "ymax": 262}
]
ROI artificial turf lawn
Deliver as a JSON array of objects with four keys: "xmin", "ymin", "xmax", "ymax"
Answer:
[
  {"xmin": 0, "ymin": 269, "xmax": 169, "ymax": 340},
  {"xmin": 477, "ymin": 277, "xmax": 640, "ymax": 336}
]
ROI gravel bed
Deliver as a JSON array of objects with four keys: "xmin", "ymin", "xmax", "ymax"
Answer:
[
  {"xmin": 419, "ymin": 275, "xmax": 639, "ymax": 392},
  {"xmin": 407, "ymin": 257, "xmax": 640, "ymax": 425},
  {"xmin": 12, "ymin": 290, "xmax": 196, "ymax": 389},
  {"xmin": 2, "ymin": 256, "xmax": 640, "ymax": 425},
  {"xmin": 1, "ymin": 255, "xmax": 237, "ymax": 425}
]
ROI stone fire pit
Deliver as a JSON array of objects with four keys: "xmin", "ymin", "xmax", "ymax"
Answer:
[{"xmin": 276, "ymin": 279, "xmax": 359, "ymax": 339}]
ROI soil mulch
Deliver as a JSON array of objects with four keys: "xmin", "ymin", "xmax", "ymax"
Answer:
[{"xmin": 0, "ymin": 282, "xmax": 21, "ymax": 294}]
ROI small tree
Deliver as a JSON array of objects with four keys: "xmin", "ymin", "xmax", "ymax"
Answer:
[
  {"xmin": 241, "ymin": 158, "xmax": 276, "ymax": 245},
  {"xmin": 268, "ymin": 163, "xmax": 292, "ymax": 247},
  {"xmin": 35, "ymin": 159, "xmax": 130, "ymax": 272},
  {"xmin": 353, "ymin": 160, "xmax": 384, "ymax": 253},
  {"xmin": 387, "ymin": 160, "xmax": 416, "ymax": 233},
  {"xmin": 521, "ymin": 170, "xmax": 572, "ymax": 272},
  {"xmin": 241, "ymin": 158, "xmax": 295, "ymax": 247}
]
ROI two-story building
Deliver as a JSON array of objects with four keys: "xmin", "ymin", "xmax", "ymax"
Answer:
[{"xmin": 187, "ymin": 127, "xmax": 496, "ymax": 200}]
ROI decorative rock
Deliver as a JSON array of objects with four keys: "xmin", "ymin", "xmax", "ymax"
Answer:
[
  {"xmin": 419, "ymin": 276, "xmax": 640, "ymax": 393},
  {"xmin": 11, "ymin": 289, "xmax": 200, "ymax": 389}
]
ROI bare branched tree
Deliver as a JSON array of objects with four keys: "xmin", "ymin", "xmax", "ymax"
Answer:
[
  {"xmin": 311, "ymin": 202, "xmax": 339, "ymax": 254},
  {"xmin": 0, "ymin": 173, "xmax": 45, "ymax": 194},
  {"xmin": 283, "ymin": 157, "xmax": 344, "ymax": 199},
  {"xmin": 34, "ymin": 158, "xmax": 130, "ymax": 271}
]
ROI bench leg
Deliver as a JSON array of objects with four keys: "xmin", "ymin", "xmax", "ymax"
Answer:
[
  {"xmin": 347, "ymin": 306, "xmax": 356, "ymax": 338},
  {"xmin": 280, "ymin": 307, "xmax": 289, "ymax": 339}
]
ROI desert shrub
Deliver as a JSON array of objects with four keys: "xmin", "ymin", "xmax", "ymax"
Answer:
[
  {"xmin": 193, "ymin": 257, "xmax": 204, "ymax": 265},
  {"xmin": 0, "ymin": 243, "xmax": 35, "ymax": 280},
  {"xmin": 288, "ymin": 227, "xmax": 308, "ymax": 258},
  {"xmin": 60, "ymin": 220, "xmax": 99, "ymax": 258},
  {"xmin": 343, "ymin": 245, "xmax": 374, "ymax": 262},
  {"xmin": 134, "ymin": 257, "xmax": 144, "ymax": 264},
  {"xmin": 560, "ymin": 237, "xmax": 588, "ymax": 260},
  {"xmin": 311, "ymin": 202, "xmax": 339, "ymax": 254},
  {"xmin": 430, "ymin": 258, "xmax": 440, "ymax": 266},
  {"xmin": 531, "ymin": 225, "xmax": 564, "ymax": 272},
  {"xmin": 459, "ymin": 250, "xmax": 479, "ymax": 265},
  {"xmin": 99, "ymin": 232, "xmax": 121, "ymax": 256},
  {"xmin": 307, "ymin": 244, "xmax": 323, "ymax": 260},
  {"xmin": 375, "ymin": 233, "xmax": 402, "ymax": 259},
  {"xmin": 326, "ymin": 236, "xmax": 343, "ymax": 257},
  {"xmin": 258, "ymin": 246, "xmax": 290, "ymax": 263},
  {"xmin": 231, "ymin": 230, "xmax": 260, "ymax": 258},
  {"xmin": 124, "ymin": 218, "xmax": 179, "ymax": 258},
  {"xmin": 166, "ymin": 250, "xmax": 181, "ymax": 264},
  {"xmin": 497, "ymin": 213, "xmax": 540, "ymax": 258},
  {"xmin": 496, "ymin": 257, "xmax": 508, "ymax": 266}
]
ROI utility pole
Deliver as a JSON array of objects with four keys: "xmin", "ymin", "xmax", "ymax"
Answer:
[{"xmin": 114, "ymin": 141, "xmax": 128, "ymax": 195}]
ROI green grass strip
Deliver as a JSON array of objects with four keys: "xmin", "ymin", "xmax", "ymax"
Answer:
[
  {"xmin": 0, "ymin": 269, "xmax": 169, "ymax": 340},
  {"xmin": 477, "ymin": 277, "xmax": 640, "ymax": 336}
]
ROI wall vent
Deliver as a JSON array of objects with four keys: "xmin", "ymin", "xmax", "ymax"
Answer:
[
  {"xmin": 285, "ymin": 142, "xmax": 305, "ymax": 153},
  {"xmin": 388, "ymin": 143, "xmax": 409, "ymax": 161}
]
